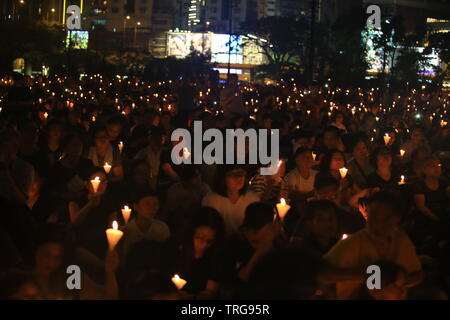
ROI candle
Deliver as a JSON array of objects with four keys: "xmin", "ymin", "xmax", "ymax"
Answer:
[
  {"xmin": 90, "ymin": 176, "xmax": 101, "ymax": 193},
  {"xmin": 400, "ymin": 149, "xmax": 405, "ymax": 157},
  {"xmin": 118, "ymin": 141, "xmax": 124, "ymax": 153},
  {"xmin": 121, "ymin": 205, "xmax": 132, "ymax": 224},
  {"xmin": 183, "ymin": 147, "xmax": 191, "ymax": 160},
  {"xmin": 339, "ymin": 167, "xmax": 348, "ymax": 179},
  {"xmin": 44, "ymin": 112, "xmax": 48, "ymax": 119},
  {"xmin": 398, "ymin": 175, "xmax": 406, "ymax": 185},
  {"xmin": 103, "ymin": 162, "xmax": 112, "ymax": 174},
  {"xmin": 342, "ymin": 234, "xmax": 348, "ymax": 240},
  {"xmin": 105, "ymin": 221, "xmax": 123, "ymax": 251},
  {"xmin": 307, "ymin": 110, "xmax": 311, "ymax": 115},
  {"xmin": 171, "ymin": 274, "xmax": 187, "ymax": 290},
  {"xmin": 441, "ymin": 120, "xmax": 448, "ymax": 127},
  {"xmin": 383, "ymin": 133, "xmax": 391, "ymax": 145},
  {"xmin": 276, "ymin": 198, "xmax": 291, "ymax": 221},
  {"xmin": 312, "ymin": 152, "xmax": 317, "ymax": 161}
]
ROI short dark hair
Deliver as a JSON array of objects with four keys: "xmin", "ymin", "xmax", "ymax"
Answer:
[
  {"xmin": 294, "ymin": 147, "xmax": 312, "ymax": 158},
  {"xmin": 212, "ymin": 164, "xmax": 248, "ymax": 197},
  {"xmin": 367, "ymin": 191, "xmax": 403, "ymax": 217},
  {"xmin": 319, "ymin": 149, "xmax": 346, "ymax": 173},
  {"xmin": 241, "ymin": 202, "xmax": 274, "ymax": 231},
  {"xmin": 303, "ymin": 200, "xmax": 337, "ymax": 221},
  {"xmin": 132, "ymin": 189, "xmax": 158, "ymax": 204}
]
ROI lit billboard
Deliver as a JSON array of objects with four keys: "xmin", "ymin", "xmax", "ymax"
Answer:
[
  {"xmin": 66, "ymin": 31, "xmax": 89, "ymax": 50},
  {"xmin": 211, "ymin": 34, "xmax": 243, "ymax": 64},
  {"xmin": 167, "ymin": 32, "xmax": 211, "ymax": 58}
]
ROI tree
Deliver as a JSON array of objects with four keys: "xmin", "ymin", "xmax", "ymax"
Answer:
[
  {"xmin": 327, "ymin": 7, "xmax": 368, "ymax": 87},
  {"xmin": 0, "ymin": 20, "xmax": 65, "ymax": 74},
  {"xmin": 240, "ymin": 16, "xmax": 309, "ymax": 79}
]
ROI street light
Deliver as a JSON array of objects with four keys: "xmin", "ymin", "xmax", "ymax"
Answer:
[
  {"xmin": 134, "ymin": 21, "xmax": 141, "ymax": 48},
  {"xmin": 123, "ymin": 15, "xmax": 131, "ymax": 48}
]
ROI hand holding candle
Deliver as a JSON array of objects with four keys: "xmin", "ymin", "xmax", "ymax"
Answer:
[
  {"xmin": 383, "ymin": 133, "xmax": 391, "ymax": 145},
  {"xmin": 339, "ymin": 167, "xmax": 348, "ymax": 179},
  {"xmin": 276, "ymin": 198, "xmax": 291, "ymax": 221},
  {"xmin": 90, "ymin": 176, "xmax": 101, "ymax": 193},
  {"xmin": 103, "ymin": 162, "xmax": 112, "ymax": 174},
  {"xmin": 106, "ymin": 221, "xmax": 123, "ymax": 251},
  {"xmin": 121, "ymin": 205, "xmax": 132, "ymax": 224},
  {"xmin": 171, "ymin": 274, "xmax": 187, "ymax": 290}
]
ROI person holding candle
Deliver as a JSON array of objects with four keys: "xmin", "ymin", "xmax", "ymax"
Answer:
[
  {"xmin": 292, "ymin": 200, "xmax": 339, "ymax": 256},
  {"xmin": 400, "ymin": 126, "xmax": 431, "ymax": 163},
  {"xmin": 48, "ymin": 133, "xmax": 95, "ymax": 204},
  {"xmin": 28, "ymin": 223, "xmax": 120, "ymax": 300},
  {"xmin": 367, "ymin": 147, "xmax": 401, "ymax": 193},
  {"xmin": 345, "ymin": 137, "xmax": 374, "ymax": 190},
  {"xmin": 106, "ymin": 116, "xmax": 125, "ymax": 147},
  {"xmin": 202, "ymin": 165, "xmax": 260, "ymax": 235},
  {"xmin": 329, "ymin": 111, "xmax": 348, "ymax": 133},
  {"xmin": 324, "ymin": 191, "xmax": 423, "ymax": 300},
  {"xmin": 285, "ymin": 148, "xmax": 318, "ymax": 203},
  {"xmin": 220, "ymin": 202, "xmax": 282, "ymax": 289},
  {"xmin": 87, "ymin": 126, "xmax": 124, "ymax": 182},
  {"xmin": 35, "ymin": 120, "xmax": 65, "ymax": 174},
  {"xmin": 160, "ymin": 207, "xmax": 225, "ymax": 300},
  {"xmin": 249, "ymin": 159, "xmax": 288, "ymax": 205},
  {"xmin": 121, "ymin": 190, "xmax": 170, "ymax": 258}
]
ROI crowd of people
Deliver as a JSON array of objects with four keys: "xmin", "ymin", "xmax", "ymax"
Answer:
[{"xmin": 0, "ymin": 72, "xmax": 449, "ymax": 300}]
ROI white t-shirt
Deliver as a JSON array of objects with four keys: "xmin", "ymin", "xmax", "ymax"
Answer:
[
  {"xmin": 201, "ymin": 191, "xmax": 260, "ymax": 234},
  {"xmin": 285, "ymin": 168, "xmax": 318, "ymax": 193}
]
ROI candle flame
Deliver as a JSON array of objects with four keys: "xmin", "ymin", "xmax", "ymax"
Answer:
[
  {"xmin": 94, "ymin": 176, "xmax": 100, "ymax": 181},
  {"xmin": 280, "ymin": 198, "xmax": 286, "ymax": 205},
  {"xmin": 342, "ymin": 234, "xmax": 348, "ymax": 240},
  {"xmin": 112, "ymin": 221, "xmax": 118, "ymax": 230}
]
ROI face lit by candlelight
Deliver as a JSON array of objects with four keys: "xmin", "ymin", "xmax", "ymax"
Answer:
[
  {"xmin": 330, "ymin": 152, "xmax": 345, "ymax": 171},
  {"xmin": 94, "ymin": 130, "xmax": 110, "ymax": 150}
]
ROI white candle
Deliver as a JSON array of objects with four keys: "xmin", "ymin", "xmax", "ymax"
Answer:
[
  {"xmin": 183, "ymin": 147, "xmax": 191, "ymax": 160},
  {"xmin": 276, "ymin": 198, "xmax": 291, "ymax": 221},
  {"xmin": 118, "ymin": 141, "xmax": 124, "ymax": 153},
  {"xmin": 312, "ymin": 152, "xmax": 317, "ymax": 161},
  {"xmin": 383, "ymin": 134, "xmax": 391, "ymax": 145},
  {"xmin": 44, "ymin": 112, "xmax": 48, "ymax": 119},
  {"xmin": 342, "ymin": 234, "xmax": 348, "ymax": 240},
  {"xmin": 103, "ymin": 162, "xmax": 112, "ymax": 174},
  {"xmin": 105, "ymin": 221, "xmax": 123, "ymax": 251},
  {"xmin": 398, "ymin": 175, "xmax": 406, "ymax": 185},
  {"xmin": 171, "ymin": 274, "xmax": 187, "ymax": 290},
  {"xmin": 121, "ymin": 205, "xmax": 132, "ymax": 224},
  {"xmin": 400, "ymin": 149, "xmax": 405, "ymax": 157},
  {"xmin": 90, "ymin": 176, "xmax": 101, "ymax": 193},
  {"xmin": 339, "ymin": 167, "xmax": 348, "ymax": 179}
]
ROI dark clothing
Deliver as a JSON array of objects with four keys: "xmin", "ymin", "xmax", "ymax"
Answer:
[
  {"xmin": 220, "ymin": 235, "xmax": 255, "ymax": 284},
  {"xmin": 413, "ymin": 179, "xmax": 449, "ymax": 219},
  {"xmin": 160, "ymin": 237, "xmax": 220, "ymax": 294}
]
